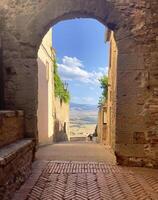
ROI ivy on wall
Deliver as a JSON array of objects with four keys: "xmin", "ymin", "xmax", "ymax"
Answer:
[
  {"xmin": 53, "ymin": 59, "xmax": 70, "ymax": 103},
  {"xmin": 98, "ymin": 75, "xmax": 108, "ymax": 107}
]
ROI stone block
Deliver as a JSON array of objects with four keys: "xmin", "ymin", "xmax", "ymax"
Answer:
[
  {"xmin": 0, "ymin": 139, "xmax": 34, "ymax": 200},
  {"xmin": 0, "ymin": 111, "xmax": 24, "ymax": 147},
  {"xmin": 116, "ymin": 131, "xmax": 133, "ymax": 144},
  {"xmin": 115, "ymin": 144, "xmax": 145, "ymax": 158},
  {"xmin": 133, "ymin": 132, "xmax": 147, "ymax": 144}
]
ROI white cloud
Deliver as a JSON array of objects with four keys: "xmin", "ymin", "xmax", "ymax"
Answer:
[
  {"xmin": 58, "ymin": 56, "xmax": 106, "ymax": 85},
  {"xmin": 99, "ymin": 67, "xmax": 105, "ymax": 72},
  {"xmin": 62, "ymin": 56, "xmax": 84, "ymax": 68},
  {"xmin": 99, "ymin": 67, "xmax": 109, "ymax": 75}
]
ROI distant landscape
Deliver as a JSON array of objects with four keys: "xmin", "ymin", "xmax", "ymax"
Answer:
[{"xmin": 70, "ymin": 103, "xmax": 98, "ymax": 137}]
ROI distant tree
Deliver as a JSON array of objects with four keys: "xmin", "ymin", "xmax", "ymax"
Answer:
[{"xmin": 98, "ymin": 75, "xmax": 108, "ymax": 107}]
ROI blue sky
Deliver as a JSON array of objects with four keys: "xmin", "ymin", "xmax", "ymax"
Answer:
[{"xmin": 53, "ymin": 19, "xmax": 109, "ymax": 105}]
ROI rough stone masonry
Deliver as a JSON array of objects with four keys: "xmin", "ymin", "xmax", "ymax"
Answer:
[{"xmin": 0, "ymin": 0, "xmax": 157, "ymax": 168}]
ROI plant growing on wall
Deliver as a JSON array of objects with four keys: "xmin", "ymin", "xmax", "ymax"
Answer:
[
  {"xmin": 53, "ymin": 59, "xmax": 70, "ymax": 103},
  {"xmin": 98, "ymin": 75, "xmax": 108, "ymax": 107}
]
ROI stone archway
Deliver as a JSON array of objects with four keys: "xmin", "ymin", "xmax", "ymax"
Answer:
[{"xmin": 0, "ymin": 0, "xmax": 158, "ymax": 167}]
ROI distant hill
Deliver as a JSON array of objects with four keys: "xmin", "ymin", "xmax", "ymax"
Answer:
[
  {"xmin": 70, "ymin": 102, "xmax": 98, "ymax": 112},
  {"xmin": 70, "ymin": 102, "xmax": 98, "ymax": 136}
]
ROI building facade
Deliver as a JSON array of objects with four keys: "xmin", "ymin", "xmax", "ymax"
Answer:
[
  {"xmin": 37, "ymin": 28, "xmax": 70, "ymax": 145},
  {"xmin": 37, "ymin": 28, "xmax": 55, "ymax": 145},
  {"xmin": 106, "ymin": 30, "xmax": 118, "ymax": 149},
  {"xmin": 97, "ymin": 30, "xmax": 117, "ymax": 150},
  {"xmin": 97, "ymin": 104, "xmax": 107, "ymax": 144},
  {"xmin": 54, "ymin": 98, "xmax": 70, "ymax": 142}
]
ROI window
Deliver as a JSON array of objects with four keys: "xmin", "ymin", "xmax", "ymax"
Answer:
[{"xmin": 103, "ymin": 111, "xmax": 107, "ymax": 124}]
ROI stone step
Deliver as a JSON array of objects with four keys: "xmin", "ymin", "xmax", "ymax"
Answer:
[
  {"xmin": 70, "ymin": 136, "xmax": 87, "ymax": 142},
  {"xmin": 0, "ymin": 139, "xmax": 34, "ymax": 200},
  {"xmin": 0, "ymin": 139, "xmax": 34, "ymax": 166}
]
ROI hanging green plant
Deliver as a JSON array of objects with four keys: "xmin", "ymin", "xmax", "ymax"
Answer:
[
  {"xmin": 53, "ymin": 59, "xmax": 70, "ymax": 103},
  {"xmin": 98, "ymin": 75, "xmax": 108, "ymax": 107}
]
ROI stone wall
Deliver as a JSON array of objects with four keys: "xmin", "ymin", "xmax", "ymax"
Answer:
[
  {"xmin": 106, "ymin": 30, "xmax": 117, "ymax": 150},
  {"xmin": 97, "ymin": 105, "xmax": 107, "ymax": 144},
  {"xmin": 114, "ymin": 0, "xmax": 158, "ymax": 167},
  {"xmin": 0, "ymin": 110, "xmax": 34, "ymax": 200},
  {"xmin": 0, "ymin": 0, "xmax": 157, "ymax": 167},
  {"xmin": 0, "ymin": 34, "xmax": 4, "ymax": 109},
  {"xmin": 106, "ymin": 24, "xmax": 158, "ymax": 167},
  {"xmin": 53, "ymin": 98, "xmax": 70, "ymax": 142},
  {"xmin": 144, "ymin": 0, "xmax": 158, "ymax": 168},
  {"xmin": 0, "ymin": 139, "xmax": 34, "ymax": 200},
  {"xmin": 0, "ymin": 111, "xmax": 24, "ymax": 147}
]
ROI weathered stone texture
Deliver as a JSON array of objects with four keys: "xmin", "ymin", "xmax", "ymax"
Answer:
[
  {"xmin": 0, "ymin": 110, "xmax": 34, "ymax": 200},
  {"xmin": 0, "ymin": 33, "xmax": 4, "ymax": 109},
  {"xmin": 0, "ymin": 0, "xmax": 157, "ymax": 168},
  {"xmin": 97, "ymin": 105, "xmax": 108, "ymax": 144},
  {"xmin": 0, "ymin": 139, "xmax": 34, "ymax": 200},
  {"xmin": 0, "ymin": 111, "xmax": 24, "ymax": 147},
  {"xmin": 53, "ymin": 98, "xmax": 70, "ymax": 142}
]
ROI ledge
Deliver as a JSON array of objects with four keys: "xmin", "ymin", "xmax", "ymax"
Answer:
[
  {"xmin": 0, "ymin": 110, "xmax": 24, "ymax": 117},
  {"xmin": 0, "ymin": 139, "xmax": 34, "ymax": 166}
]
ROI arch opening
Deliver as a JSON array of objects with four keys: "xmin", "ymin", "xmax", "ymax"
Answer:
[{"xmin": 36, "ymin": 18, "xmax": 116, "ymax": 156}]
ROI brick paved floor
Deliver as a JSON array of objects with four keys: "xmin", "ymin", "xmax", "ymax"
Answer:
[{"xmin": 13, "ymin": 161, "xmax": 158, "ymax": 200}]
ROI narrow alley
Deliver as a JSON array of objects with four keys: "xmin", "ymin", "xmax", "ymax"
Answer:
[{"xmin": 0, "ymin": 1, "xmax": 158, "ymax": 200}]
